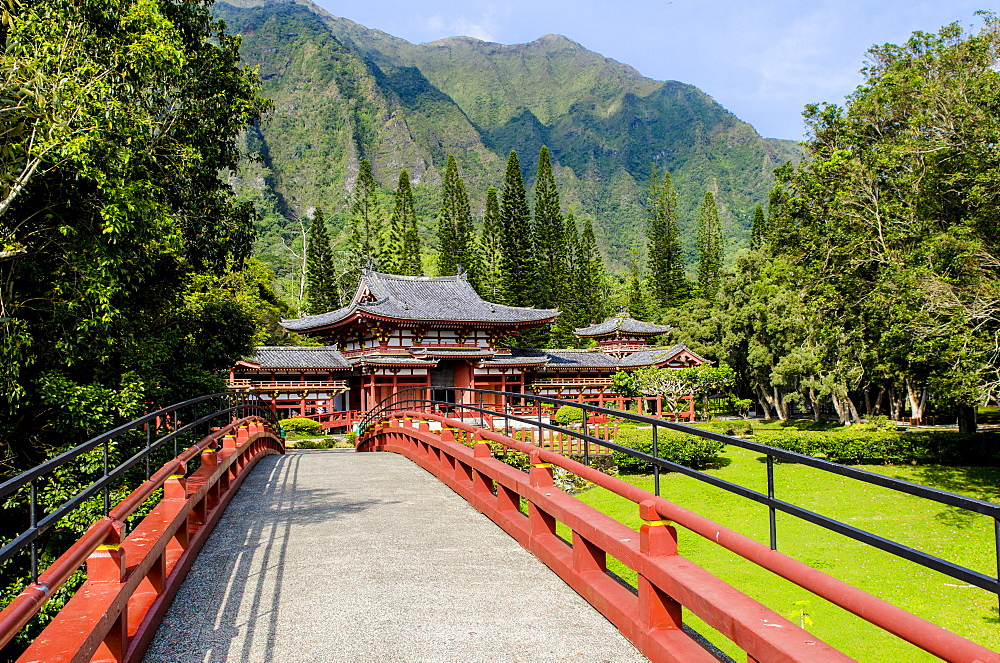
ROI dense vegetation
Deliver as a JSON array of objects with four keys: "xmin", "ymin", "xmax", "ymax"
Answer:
[{"xmin": 630, "ymin": 16, "xmax": 1000, "ymax": 432}]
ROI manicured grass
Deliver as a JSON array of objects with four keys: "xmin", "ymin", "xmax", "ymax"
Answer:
[{"xmin": 561, "ymin": 446, "xmax": 1000, "ymax": 661}]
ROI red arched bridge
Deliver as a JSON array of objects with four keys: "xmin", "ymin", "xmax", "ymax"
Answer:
[{"xmin": 1, "ymin": 389, "xmax": 998, "ymax": 662}]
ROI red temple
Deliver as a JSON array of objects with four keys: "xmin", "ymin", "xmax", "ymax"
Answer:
[{"xmin": 228, "ymin": 270, "xmax": 706, "ymax": 426}]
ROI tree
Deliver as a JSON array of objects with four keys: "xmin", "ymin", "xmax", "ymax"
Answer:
[
  {"xmin": 397, "ymin": 171, "xmax": 423, "ymax": 276},
  {"xmin": 576, "ymin": 218, "xmax": 606, "ymax": 325},
  {"xmin": 549, "ymin": 209, "xmax": 585, "ymax": 347},
  {"xmin": 646, "ymin": 169, "xmax": 687, "ymax": 309},
  {"xmin": 477, "ymin": 186, "xmax": 503, "ymax": 300},
  {"xmin": 436, "ymin": 155, "xmax": 479, "ymax": 280},
  {"xmin": 498, "ymin": 150, "xmax": 536, "ymax": 308},
  {"xmin": 772, "ymin": 16, "xmax": 1000, "ymax": 431},
  {"xmin": 749, "ymin": 204, "xmax": 766, "ymax": 250},
  {"xmin": 305, "ymin": 208, "xmax": 338, "ymax": 314},
  {"xmin": 696, "ymin": 191, "xmax": 724, "ymax": 299},
  {"xmin": 345, "ymin": 158, "xmax": 382, "ymax": 285},
  {"xmin": 532, "ymin": 146, "xmax": 565, "ymax": 309},
  {"xmin": 627, "ymin": 249, "xmax": 649, "ymax": 320}
]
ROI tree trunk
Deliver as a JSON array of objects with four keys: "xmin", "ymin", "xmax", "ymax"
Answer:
[
  {"xmin": 755, "ymin": 385, "xmax": 772, "ymax": 419},
  {"xmin": 904, "ymin": 378, "xmax": 925, "ymax": 424},
  {"xmin": 808, "ymin": 386, "xmax": 820, "ymax": 422},
  {"xmin": 873, "ymin": 387, "xmax": 885, "ymax": 416},
  {"xmin": 864, "ymin": 389, "xmax": 873, "ymax": 416},
  {"xmin": 845, "ymin": 393, "xmax": 861, "ymax": 423},
  {"xmin": 771, "ymin": 386, "xmax": 789, "ymax": 421},
  {"xmin": 830, "ymin": 392, "xmax": 848, "ymax": 424},
  {"xmin": 957, "ymin": 405, "xmax": 977, "ymax": 434},
  {"xmin": 887, "ymin": 384, "xmax": 902, "ymax": 420}
]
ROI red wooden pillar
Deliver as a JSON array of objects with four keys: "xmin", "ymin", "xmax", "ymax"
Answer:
[{"xmin": 638, "ymin": 499, "xmax": 682, "ymax": 631}]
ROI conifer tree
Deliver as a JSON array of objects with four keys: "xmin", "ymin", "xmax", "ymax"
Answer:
[
  {"xmin": 549, "ymin": 209, "xmax": 585, "ymax": 347},
  {"xmin": 304, "ymin": 207, "xmax": 338, "ymax": 314},
  {"xmin": 437, "ymin": 155, "xmax": 479, "ymax": 279},
  {"xmin": 696, "ymin": 191, "xmax": 724, "ymax": 299},
  {"xmin": 498, "ymin": 150, "xmax": 535, "ymax": 307},
  {"xmin": 646, "ymin": 169, "xmax": 687, "ymax": 309},
  {"xmin": 750, "ymin": 203, "xmax": 766, "ymax": 250},
  {"xmin": 347, "ymin": 158, "xmax": 382, "ymax": 275},
  {"xmin": 477, "ymin": 186, "xmax": 504, "ymax": 300},
  {"xmin": 532, "ymin": 146, "xmax": 565, "ymax": 309},
  {"xmin": 576, "ymin": 217, "xmax": 606, "ymax": 325},
  {"xmin": 387, "ymin": 169, "xmax": 421, "ymax": 275},
  {"xmin": 627, "ymin": 248, "xmax": 649, "ymax": 320}
]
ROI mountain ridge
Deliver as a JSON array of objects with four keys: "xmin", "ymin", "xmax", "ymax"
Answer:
[{"xmin": 213, "ymin": 0, "xmax": 800, "ymax": 295}]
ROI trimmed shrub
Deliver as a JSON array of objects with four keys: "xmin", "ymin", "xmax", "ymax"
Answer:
[
  {"xmin": 279, "ymin": 417, "xmax": 322, "ymax": 437},
  {"xmin": 554, "ymin": 405, "xmax": 584, "ymax": 425},
  {"xmin": 612, "ymin": 427, "xmax": 725, "ymax": 472},
  {"xmin": 756, "ymin": 429, "xmax": 1000, "ymax": 466}
]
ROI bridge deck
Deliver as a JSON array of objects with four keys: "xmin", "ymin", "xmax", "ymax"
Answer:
[{"xmin": 144, "ymin": 450, "xmax": 648, "ymax": 662}]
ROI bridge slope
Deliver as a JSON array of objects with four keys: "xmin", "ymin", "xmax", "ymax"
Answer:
[{"xmin": 144, "ymin": 450, "xmax": 648, "ymax": 662}]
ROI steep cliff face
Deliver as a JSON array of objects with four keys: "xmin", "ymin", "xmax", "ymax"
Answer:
[{"xmin": 214, "ymin": 0, "xmax": 800, "ymax": 271}]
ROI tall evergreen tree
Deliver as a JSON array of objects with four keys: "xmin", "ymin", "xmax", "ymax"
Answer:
[
  {"xmin": 498, "ymin": 150, "xmax": 535, "ymax": 307},
  {"xmin": 627, "ymin": 248, "xmax": 649, "ymax": 320},
  {"xmin": 646, "ymin": 169, "xmax": 687, "ymax": 309},
  {"xmin": 749, "ymin": 203, "xmax": 766, "ymax": 250},
  {"xmin": 576, "ymin": 217, "xmax": 606, "ymax": 325},
  {"xmin": 696, "ymin": 191, "xmax": 724, "ymax": 299},
  {"xmin": 304, "ymin": 207, "xmax": 338, "ymax": 314},
  {"xmin": 384, "ymin": 169, "xmax": 420, "ymax": 274},
  {"xmin": 477, "ymin": 186, "xmax": 503, "ymax": 300},
  {"xmin": 532, "ymin": 146, "xmax": 565, "ymax": 308},
  {"xmin": 437, "ymin": 155, "xmax": 479, "ymax": 279},
  {"xmin": 347, "ymin": 158, "xmax": 382, "ymax": 278},
  {"xmin": 549, "ymin": 209, "xmax": 585, "ymax": 347}
]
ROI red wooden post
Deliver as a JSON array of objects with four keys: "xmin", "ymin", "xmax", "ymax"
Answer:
[
  {"xmin": 528, "ymin": 451, "xmax": 556, "ymax": 537},
  {"xmin": 638, "ymin": 499, "xmax": 682, "ymax": 631}
]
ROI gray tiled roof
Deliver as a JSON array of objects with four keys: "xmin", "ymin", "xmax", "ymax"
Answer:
[
  {"xmin": 539, "ymin": 350, "xmax": 621, "ymax": 368},
  {"xmin": 242, "ymin": 346, "xmax": 351, "ymax": 369},
  {"xmin": 283, "ymin": 271, "xmax": 558, "ymax": 332},
  {"xmin": 413, "ymin": 348, "xmax": 495, "ymax": 358},
  {"xmin": 617, "ymin": 343, "xmax": 705, "ymax": 368},
  {"xmin": 574, "ymin": 314, "xmax": 672, "ymax": 337},
  {"xmin": 350, "ymin": 355, "xmax": 438, "ymax": 367},
  {"xmin": 477, "ymin": 349, "xmax": 551, "ymax": 366}
]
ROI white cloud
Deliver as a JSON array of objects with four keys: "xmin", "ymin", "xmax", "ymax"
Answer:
[{"xmin": 423, "ymin": 11, "xmax": 499, "ymax": 42}]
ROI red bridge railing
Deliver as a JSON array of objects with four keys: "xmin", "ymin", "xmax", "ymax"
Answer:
[
  {"xmin": 0, "ymin": 395, "xmax": 284, "ymax": 663},
  {"xmin": 359, "ymin": 410, "xmax": 1000, "ymax": 663}
]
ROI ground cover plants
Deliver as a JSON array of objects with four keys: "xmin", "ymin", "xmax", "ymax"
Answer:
[{"xmin": 565, "ymin": 445, "xmax": 1000, "ymax": 660}]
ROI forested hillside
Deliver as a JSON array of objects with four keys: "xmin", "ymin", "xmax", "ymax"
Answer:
[{"xmin": 212, "ymin": 0, "xmax": 799, "ymax": 297}]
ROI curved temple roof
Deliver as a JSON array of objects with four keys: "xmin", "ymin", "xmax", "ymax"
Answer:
[
  {"xmin": 573, "ymin": 313, "xmax": 672, "ymax": 338},
  {"xmin": 283, "ymin": 271, "xmax": 558, "ymax": 333}
]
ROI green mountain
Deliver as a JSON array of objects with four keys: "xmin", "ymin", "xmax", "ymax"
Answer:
[{"xmin": 213, "ymin": 0, "xmax": 800, "ymax": 295}]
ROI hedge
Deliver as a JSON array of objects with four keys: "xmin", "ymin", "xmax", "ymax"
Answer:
[
  {"xmin": 756, "ymin": 429, "xmax": 1000, "ymax": 466},
  {"xmin": 278, "ymin": 417, "xmax": 323, "ymax": 437},
  {"xmin": 612, "ymin": 427, "xmax": 725, "ymax": 472}
]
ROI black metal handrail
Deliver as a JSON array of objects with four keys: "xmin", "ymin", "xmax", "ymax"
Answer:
[
  {"xmin": 361, "ymin": 386, "xmax": 1000, "ymax": 601},
  {"xmin": 0, "ymin": 392, "xmax": 279, "ymax": 581}
]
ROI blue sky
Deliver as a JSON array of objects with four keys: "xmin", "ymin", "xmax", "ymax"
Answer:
[{"xmin": 311, "ymin": 0, "xmax": 990, "ymax": 140}]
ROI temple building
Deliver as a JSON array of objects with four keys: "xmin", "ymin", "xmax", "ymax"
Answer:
[{"xmin": 228, "ymin": 270, "xmax": 707, "ymax": 425}]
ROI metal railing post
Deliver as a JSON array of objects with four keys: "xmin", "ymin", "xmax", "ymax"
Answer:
[
  {"xmin": 582, "ymin": 409, "xmax": 590, "ymax": 466},
  {"xmin": 767, "ymin": 454, "xmax": 777, "ymax": 550},
  {"xmin": 653, "ymin": 425, "xmax": 660, "ymax": 497},
  {"xmin": 29, "ymin": 479, "xmax": 37, "ymax": 584}
]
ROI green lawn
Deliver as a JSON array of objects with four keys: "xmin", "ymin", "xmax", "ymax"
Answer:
[{"xmin": 562, "ymin": 446, "xmax": 1000, "ymax": 661}]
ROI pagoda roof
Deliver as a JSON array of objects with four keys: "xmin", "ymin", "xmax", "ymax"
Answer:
[
  {"xmin": 573, "ymin": 314, "xmax": 672, "ymax": 338},
  {"xmin": 618, "ymin": 344, "xmax": 707, "ymax": 368},
  {"xmin": 283, "ymin": 271, "xmax": 558, "ymax": 333},
  {"xmin": 240, "ymin": 346, "xmax": 351, "ymax": 370}
]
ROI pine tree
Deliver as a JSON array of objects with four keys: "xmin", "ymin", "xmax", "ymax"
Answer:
[
  {"xmin": 646, "ymin": 169, "xmax": 687, "ymax": 309},
  {"xmin": 750, "ymin": 203, "xmax": 766, "ymax": 250},
  {"xmin": 627, "ymin": 248, "xmax": 649, "ymax": 320},
  {"xmin": 696, "ymin": 191, "xmax": 724, "ymax": 299},
  {"xmin": 576, "ymin": 217, "xmax": 606, "ymax": 325},
  {"xmin": 498, "ymin": 150, "xmax": 535, "ymax": 307},
  {"xmin": 532, "ymin": 146, "xmax": 564, "ymax": 309},
  {"xmin": 347, "ymin": 158, "xmax": 382, "ymax": 279},
  {"xmin": 437, "ymin": 155, "xmax": 478, "ymax": 278},
  {"xmin": 304, "ymin": 207, "xmax": 338, "ymax": 314},
  {"xmin": 477, "ymin": 186, "xmax": 503, "ymax": 300},
  {"xmin": 549, "ymin": 209, "xmax": 584, "ymax": 347},
  {"xmin": 387, "ymin": 169, "xmax": 421, "ymax": 275}
]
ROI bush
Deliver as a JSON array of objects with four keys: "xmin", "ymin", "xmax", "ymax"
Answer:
[
  {"xmin": 554, "ymin": 405, "xmax": 584, "ymax": 425},
  {"xmin": 345, "ymin": 431, "xmax": 357, "ymax": 446},
  {"xmin": 278, "ymin": 417, "xmax": 322, "ymax": 437},
  {"xmin": 756, "ymin": 429, "xmax": 1000, "ymax": 465},
  {"xmin": 612, "ymin": 427, "xmax": 725, "ymax": 472}
]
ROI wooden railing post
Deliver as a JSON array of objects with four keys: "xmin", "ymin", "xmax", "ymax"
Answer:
[
  {"xmin": 638, "ymin": 499, "xmax": 682, "ymax": 631},
  {"xmin": 529, "ymin": 451, "xmax": 556, "ymax": 537}
]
